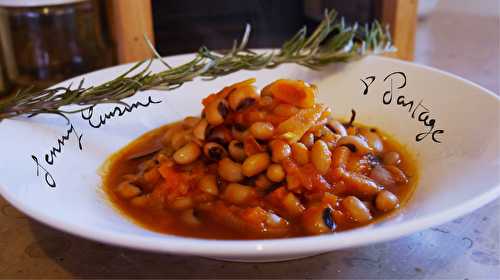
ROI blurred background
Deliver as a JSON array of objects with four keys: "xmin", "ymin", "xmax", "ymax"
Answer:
[{"xmin": 0, "ymin": 0, "xmax": 498, "ymax": 94}]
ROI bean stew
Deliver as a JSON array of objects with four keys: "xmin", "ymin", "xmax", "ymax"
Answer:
[{"xmin": 102, "ymin": 79, "xmax": 418, "ymax": 239}]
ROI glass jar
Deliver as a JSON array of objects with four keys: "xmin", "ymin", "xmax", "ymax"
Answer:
[
  {"xmin": 0, "ymin": 51, "xmax": 8, "ymax": 96},
  {"xmin": 0, "ymin": 0, "xmax": 113, "ymax": 91}
]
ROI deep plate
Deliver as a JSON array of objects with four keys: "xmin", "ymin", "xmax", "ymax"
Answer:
[{"xmin": 1, "ymin": 54, "xmax": 499, "ymax": 262}]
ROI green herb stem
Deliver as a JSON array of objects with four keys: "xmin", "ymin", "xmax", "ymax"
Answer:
[{"xmin": 0, "ymin": 10, "xmax": 394, "ymax": 121}]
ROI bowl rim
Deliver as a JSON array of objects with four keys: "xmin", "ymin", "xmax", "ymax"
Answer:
[{"xmin": 1, "ymin": 54, "xmax": 499, "ymax": 257}]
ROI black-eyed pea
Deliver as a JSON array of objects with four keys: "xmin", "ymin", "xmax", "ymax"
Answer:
[
  {"xmin": 130, "ymin": 195, "xmax": 150, "ymax": 207},
  {"xmin": 291, "ymin": 142, "xmax": 309, "ymax": 165},
  {"xmin": 205, "ymin": 98, "xmax": 229, "ymax": 125},
  {"xmin": 359, "ymin": 129, "xmax": 384, "ymax": 154},
  {"xmin": 266, "ymin": 164, "xmax": 285, "ymax": 182},
  {"xmin": 332, "ymin": 209, "xmax": 348, "ymax": 225},
  {"xmin": 332, "ymin": 146, "xmax": 351, "ymax": 168},
  {"xmin": 255, "ymin": 174, "xmax": 273, "ymax": 191},
  {"xmin": 138, "ymin": 158, "xmax": 157, "ymax": 172},
  {"xmin": 383, "ymin": 151, "xmax": 401, "ymax": 166},
  {"xmin": 218, "ymin": 158, "xmax": 244, "ymax": 182},
  {"xmin": 170, "ymin": 130, "xmax": 191, "ymax": 150},
  {"xmin": 322, "ymin": 192, "xmax": 338, "ymax": 206},
  {"xmin": 337, "ymin": 135, "xmax": 373, "ymax": 155},
  {"xmin": 341, "ymin": 196, "xmax": 372, "ymax": 223},
  {"xmin": 310, "ymin": 140, "xmax": 332, "ymax": 174},
  {"xmin": 362, "ymin": 200, "xmax": 376, "ymax": 212},
  {"xmin": 242, "ymin": 153, "xmax": 271, "ymax": 177},
  {"xmin": 228, "ymin": 86, "xmax": 258, "ymax": 111},
  {"xmin": 270, "ymin": 139, "xmax": 292, "ymax": 163},
  {"xmin": 143, "ymin": 167, "xmax": 161, "ymax": 186},
  {"xmin": 193, "ymin": 118, "xmax": 208, "ymax": 140},
  {"xmin": 156, "ymin": 152, "xmax": 172, "ymax": 163},
  {"xmin": 385, "ymin": 165, "xmax": 409, "ymax": 184},
  {"xmin": 282, "ymin": 193, "xmax": 305, "ymax": 217},
  {"xmin": 231, "ymin": 124, "xmax": 248, "ymax": 142},
  {"xmin": 228, "ymin": 140, "xmax": 246, "ymax": 162},
  {"xmin": 369, "ymin": 165, "xmax": 396, "ymax": 186},
  {"xmin": 173, "ymin": 142, "xmax": 201, "ymax": 164},
  {"xmin": 320, "ymin": 125, "xmax": 335, "ymax": 138},
  {"xmin": 116, "ymin": 181, "xmax": 141, "ymax": 199},
  {"xmin": 301, "ymin": 132, "xmax": 315, "ymax": 148},
  {"xmin": 161, "ymin": 124, "xmax": 182, "ymax": 146},
  {"xmin": 249, "ymin": 122, "xmax": 274, "ymax": 140},
  {"xmin": 182, "ymin": 116, "xmax": 201, "ymax": 128},
  {"xmin": 198, "ymin": 174, "xmax": 219, "ymax": 195},
  {"xmin": 207, "ymin": 126, "xmax": 232, "ymax": 146},
  {"xmin": 180, "ymin": 209, "xmax": 202, "ymax": 226},
  {"xmin": 203, "ymin": 142, "xmax": 227, "ymax": 161},
  {"xmin": 375, "ymin": 190, "xmax": 400, "ymax": 212},
  {"xmin": 326, "ymin": 120, "xmax": 347, "ymax": 136},
  {"xmin": 223, "ymin": 183, "xmax": 255, "ymax": 205},
  {"xmin": 302, "ymin": 205, "xmax": 334, "ymax": 235},
  {"xmin": 336, "ymin": 167, "xmax": 380, "ymax": 196},
  {"xmin": 246, "ymin": 110, "xmax": 267, "ymax": 123}
]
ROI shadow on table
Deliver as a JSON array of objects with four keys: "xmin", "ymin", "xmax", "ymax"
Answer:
[
  {"xmin": 25, "ymin": 207, "xmax": 486, "ymax": 280},
  {"xmin": 26, "ymin": 218, "xmax": 332, "ymax": 278}
]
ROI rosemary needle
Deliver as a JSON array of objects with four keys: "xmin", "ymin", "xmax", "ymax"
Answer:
[{"xmin": 0, "ymin": 10, "xmax": 394, "ymax": 121}]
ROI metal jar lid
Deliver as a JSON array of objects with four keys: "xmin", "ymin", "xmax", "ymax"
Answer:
[{"xmin": 0, "ymin": 0, "xmax": 87, "ymax": 7}]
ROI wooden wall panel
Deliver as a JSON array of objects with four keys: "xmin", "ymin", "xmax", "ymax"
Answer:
[
  {"xmin": 108, "ymin": 0, "xmax": 155, "ymax": 63},
  {"xmin": 106, "ymin": 0, "xmax": 417, "ymax": 62},
  {"xmin": 378, "ymin": 0, "xmax": 419, "ymax": 60}
]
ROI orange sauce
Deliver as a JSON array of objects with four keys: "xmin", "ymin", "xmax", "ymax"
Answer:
[{"xmin": 102, "ymin": 122, "xmax": 418, "ymax": 240}]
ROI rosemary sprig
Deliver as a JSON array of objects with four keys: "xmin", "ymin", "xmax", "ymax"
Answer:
[{"xmin": 0, "ymin": 10, "xmax": 394, "ymax": 121}]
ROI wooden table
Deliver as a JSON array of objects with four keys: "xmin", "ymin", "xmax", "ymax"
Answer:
[{"xmin": 1, "ymin": 1, "xmax": 498, "ymax": 278}]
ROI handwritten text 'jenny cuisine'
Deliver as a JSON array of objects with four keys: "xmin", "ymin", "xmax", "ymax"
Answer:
[
  {"xmin": 30, "ymin": 71, "xmax": 444, "ymax": 188},
  {"xmin": 31, "ymin": 96, "xmax": 162, "ymax": 188}
]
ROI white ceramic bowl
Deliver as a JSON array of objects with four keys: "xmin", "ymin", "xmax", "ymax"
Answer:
[{"xmin": 1, "ymin": 55, "xmax": 499, "ymax": 262}]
